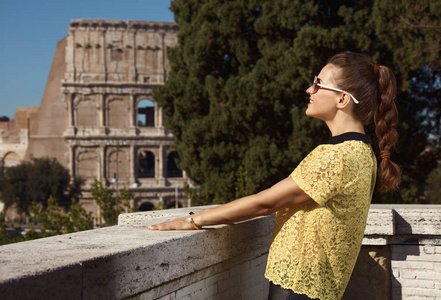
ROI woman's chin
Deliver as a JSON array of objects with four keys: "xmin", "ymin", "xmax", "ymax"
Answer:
[{"xmin": 305, "ymin": 109, "xmax": 324, "ymax": 121}]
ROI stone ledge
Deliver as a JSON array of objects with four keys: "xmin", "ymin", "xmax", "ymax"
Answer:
[
  {"xmin": 119, "ymin": 204, "xmax": 441, "ymax": 237},
  {"xmin": 0, "ymin": 207, "xmax": 273, "ymax": 300},
  {"xmin": 1, "ymin": 205, "xmax": 440, "ymax": 300},
  {"xmin": 117, "ymin": 206, "xmax": 215, "ymax": 226},
  {"xmin": 365, "ymin": 206, "xmax": 395, "ymax": 235},
  {"xmin": 370, "ymin": 204, "xmax": 441, "ymax": 235}
]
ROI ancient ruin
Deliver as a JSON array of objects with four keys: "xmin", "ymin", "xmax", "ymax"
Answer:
[{"xmin": 1, "ymin": 20, "xmax": 187, "ymax": 217}]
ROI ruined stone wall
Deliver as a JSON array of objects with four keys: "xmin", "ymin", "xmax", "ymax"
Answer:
[
  {"xmin": 13, "ymin": 20, "xmax": 187, "ymax": 218},
  {"xmin": 61, "ymin": 20, "xmax": 185, "ymax": 213},
  {"xmin": 64, "ymin": 19, "xmax": 175, "ymax": 85},
  {"xmin": 0, "ymin": 107, "xmax": 38, "ymax": 167},
  {"xmin": 25, "ymin": 37, "xmax": 69, "ymax": 166}
]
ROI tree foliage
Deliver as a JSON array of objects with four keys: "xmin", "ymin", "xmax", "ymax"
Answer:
[
  {"xmin": 29, "ymin": 196, "xmax": 93, "ymax": 236},
  {"xmin": 0, "ymin": 213, "xmax": 26, "ymax": 245},
  {"xmin": 155, "ymin": 0, "xmax": 440, "ymax": 204},
  {"xmin": 426, "ymin": 164, "xmax": 441, "ymax": 204},
  {"xmin": 0, "ymin": 197, "xmax": 93, "ymax": 245},
  {"xmin": 0, "ymin": 157, "xmax": 84, "ymax": 214},
  {"xmin": 373, "ymin": 0, "xmax": 441, "ymax": 83},
  {"xmin": 90, "ymin": 179, "xmax": 134, "ymax": 226}
]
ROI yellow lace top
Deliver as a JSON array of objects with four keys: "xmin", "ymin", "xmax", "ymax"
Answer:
[{"xmin": 265, "ymin": 134, "xmax": 377, "ymax": 300}]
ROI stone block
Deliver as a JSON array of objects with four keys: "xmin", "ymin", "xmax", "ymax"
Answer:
[
  {"xmin": 362, "ymin": 236, "xmax": 389, "ymax": 246},
  {"xmin": 204, "ymin": 270, "xmax": 229, "ymax": 287},
  {"xmin": 391, "ymin": 260, "xmax": 435, "ymax": 270},
  {"xmin": 423, "ymin": 245, "xmax": 436, "ymax": 254},
  {"xmin": 218, "ymin": 273, "xmax": 241, "ymax": 294},
  {"xmin": 401, "ymin": 270, "xmax": 438, "ymax": 280},
  {"xmin": 175, "ymin": 279, "xmax": 209, "ymax": 300},
  {"xmin": 230, "ymin": 261, "xmax": 251, "ymax": 275},
  {"xmin": 181, "ymin": 285, "xmax": 218, "ymax": 300},
  {"xmin": 393, "ymin": 206, "xmax": 441, "ymax": 235},
  {"xmin": 155, "ymin": 293, "xmax": 176, "ymax": 300},
  {"xmin": 251, "ymin": 253, "xmax": 268, "ymax": 269},
  {"xmin": 403, "ymin": 287, "xmax": 441, "ymax": 298},
  {"xmin": 401, "ymin": 279, "xmax": 435, "ymax": 289},
  {"xmin": 365, "ymin": 207, "xmax": 394, "ymax": 235}
]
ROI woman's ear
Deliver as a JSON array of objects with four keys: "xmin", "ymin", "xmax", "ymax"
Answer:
[{"xmin": 337, "ymin": 93, "xmax": 352, "ymax": 109}]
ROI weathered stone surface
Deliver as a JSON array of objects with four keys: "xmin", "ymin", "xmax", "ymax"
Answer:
[
  {"xmin": 0, "ymin": 207, "xmax": 274, "ymax": 300},
  {"xmin": 1, "ymin": 205, "xmax": 440, "ymax": 300},
  {"xmin": 0, "ymin": 107, "xmax": 39, "ymax": 188},
  {"xmin": 393, "ymin": 206, "xmax": 441, "ymax": 235},
  {"xmin": 365, "ymin": 206, "xmax": 394, "ymax": 235},
  {"xmin": 118, "ymin": 206, "xmax": 216, "ymax": 225},
  {"xmin": 367, "ymin": 204, "xmax": 441, "ymax": 236}
]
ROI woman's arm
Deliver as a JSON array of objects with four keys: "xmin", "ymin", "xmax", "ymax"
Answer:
[{"xmin": 148, "ymin": 177, "xmax": 312, "ymax": 231}]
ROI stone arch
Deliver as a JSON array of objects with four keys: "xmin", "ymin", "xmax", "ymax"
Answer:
[
  {"xmin": 137, "ymin": 99, "xmax": 155, "ymax": 127},
  {"xmin": 107, "ymin": 147, "xmax": 130, "ymax": 183},
  {"xmin": 138, "ymin": 150, "xmax": 155, "ymax": 178},
  {"xmin": 76, "ymin": 148, "xmax": 99, "ymax": 181},
  {"xmin": 166, "ymin": 151, "xmax": 182, "ymax": 178},
  {"xmin": 165, "ymin": 198, "xmax": 183, "ymax": 209},
  {"xmin": 138, "ymin": 202, "xmax": 154, "ymax": 211},
  {"xmin": 74, "ymin": 96, "xmax": 98, "ymax": 127},
  {"xmin": 106, "ymin": 97, "xmax": 129, "ymax": 127},
  {"xmin": 3, "ymin": 152, "xmax": 21, "ymax": 167}
]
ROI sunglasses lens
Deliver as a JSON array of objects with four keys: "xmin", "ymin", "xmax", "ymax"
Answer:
[{"xmin": 312, "ymin": 76, "xmax": 319, "ymax": 93}]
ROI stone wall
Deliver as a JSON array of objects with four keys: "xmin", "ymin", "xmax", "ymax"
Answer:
[
  {"xmin": 0, "ymin": 107, "xmax": 38, "ymax": 167},
  {"xmin": 0, "ymin": 205, "xmax": 440, "ymax": 300},
  {"xmin": 16, "ymin": 20, "xmax": 191, "ymax": 216}
]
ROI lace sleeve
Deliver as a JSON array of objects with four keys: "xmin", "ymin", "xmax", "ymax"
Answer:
[{"xmin": 291, "ymin": 146, "xmax": 344, "ymax": 206}]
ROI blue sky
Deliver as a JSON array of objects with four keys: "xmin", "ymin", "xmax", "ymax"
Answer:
[{"xmin": 0, "ymin": 0, "xmax": 175, "ymax": 119}]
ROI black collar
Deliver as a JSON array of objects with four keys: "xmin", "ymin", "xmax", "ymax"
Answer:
[{"xmin": 327, "ymin": 132, "xmax": 372, "ymax": 145}]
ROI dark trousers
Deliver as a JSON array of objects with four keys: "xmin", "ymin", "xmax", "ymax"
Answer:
[{"xmin": 268, "ymin": 282, "xmax": 320, "ymax": 300}]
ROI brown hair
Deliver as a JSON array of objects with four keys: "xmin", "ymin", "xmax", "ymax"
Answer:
[{"xmin": 328, "ymin": 51, "xmax": 401, "ymax": 193}]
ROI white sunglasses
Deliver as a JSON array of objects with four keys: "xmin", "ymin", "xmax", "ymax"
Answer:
[{"xmin": 312, "ymin": 76, "xmax": 359, "ymax": 104}]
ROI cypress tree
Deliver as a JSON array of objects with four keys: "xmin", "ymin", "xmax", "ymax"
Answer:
[{"xmin": 155, "ymin": 0, "xmax": 440, "ymax": 204}]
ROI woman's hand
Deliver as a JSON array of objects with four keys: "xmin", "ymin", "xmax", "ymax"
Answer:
[{"xmin": 148, "ymin": 216, "xmax": 197, "ymax": 231}]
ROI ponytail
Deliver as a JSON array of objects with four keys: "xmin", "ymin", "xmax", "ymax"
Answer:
[
  {"xmin": 374, "ymin": 65, "xmax": 401, "ymax": 192},
  {"xmin": 328, "ymin": 52, "xmax": 401, "ymax": 193}
]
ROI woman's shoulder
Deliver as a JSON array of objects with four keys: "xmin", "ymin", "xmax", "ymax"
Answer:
[
  {"xmin": 314, "ymin": 140, "xmax": 372, "ymax": 155},
  {"xmin": 307, "ymin": 144, "xmax": 344, "ymax": 158}
]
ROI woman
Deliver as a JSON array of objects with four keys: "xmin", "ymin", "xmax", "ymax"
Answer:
[{"xmin": 148, "ymin": 51, "xmax": 401, "ymax": 300}]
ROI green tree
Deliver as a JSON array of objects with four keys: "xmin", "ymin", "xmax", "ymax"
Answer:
[
  {"xmin": 155, "ymin": 0, "xmax": 440, "ymax": 204},
  {"xmin": 90, "ymin": 179, "xmax": 134, "ymax": 226},
  {"xmin": 29, "ymin": 196, "xmax": 93, "ymax": 237},
  {"xmin": 371, "ymin": 0, "xmax": 441, "ymax": 203},
  {"xmin": 426, "ymin": 163, "xmax": 441, "ymax": 204},
  {"xmin": 0, "ymin": 157, "xmax": 84, "ymax": 214},
  {"xmin": 0, "ymin": 212, "xmax": 26, "ymax": 245},
  {"xmin": 373, "ymin": 0, "xmax": 441, "ymax": 84},
  {"xmin": 0, "ymin": 197, "xmax": 93, "ymax": 245}
]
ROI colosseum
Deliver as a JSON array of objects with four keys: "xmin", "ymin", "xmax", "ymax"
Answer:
[{"xmin": 0, "ymin": 19, "xmax": 190, "ymax": 218}]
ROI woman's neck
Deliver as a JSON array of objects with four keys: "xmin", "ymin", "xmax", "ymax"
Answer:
[{"xmin": 325, "ymin": 113, "xmax": 365, "ymax": 136}]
